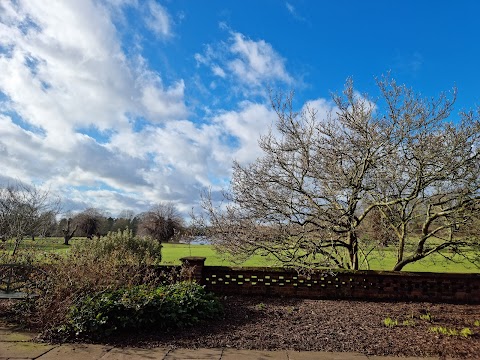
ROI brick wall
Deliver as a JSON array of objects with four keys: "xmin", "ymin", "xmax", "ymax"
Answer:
[{"xmin": 178, "ymin": 257, "xmax": 480, "ymax": 304}]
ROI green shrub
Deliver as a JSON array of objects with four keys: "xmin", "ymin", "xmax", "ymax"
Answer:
[
  {"xmin": 19, "ymin": 230, "xmax": 166, "ymax": 333},
  {"xmin": 71, "ymin": 228, "xmax": 162, "ymax": 265},
  {"xmin": 59, "ymin": 282, "xmax": 223, "ymax": 340}
]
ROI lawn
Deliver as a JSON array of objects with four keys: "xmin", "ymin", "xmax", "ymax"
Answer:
[
  {"xmin": 161, "ymin": 242, "xmax": 479, "ymax": 273},
  {"xmin": 1, "ymin": 237, "xmax": 478, "ymax": 273}
]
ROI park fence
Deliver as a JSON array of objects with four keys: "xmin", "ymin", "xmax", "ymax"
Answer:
[{"xmin": 177, "ymin": 257, "xmax": 480, "ymax": 304}]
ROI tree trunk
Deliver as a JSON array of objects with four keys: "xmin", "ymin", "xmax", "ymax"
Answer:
[
  {"xmin": 397, "ymin": 237, "xmax": 404, "ymax": 264},
  {"xmin": 12, "ymin": 238, "xmax": 21, "ymax": 256},
  {"xmin": 62, "ymin": 219, "xmax": 77, "ymax": 245},
  {"xmin": 393, "ymin": 254, "xmax": 423, "ymax": 271},
  {"xmin": 348, "ymin": 232, "xmax": 359, "ymax": 270}
]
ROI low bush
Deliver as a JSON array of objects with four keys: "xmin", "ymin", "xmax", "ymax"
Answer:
[
  {"xmin": 72, "ymin": 228, "xmax": 163, "ymax": 265},
  {"xmin": 58, "ymin": 282, "xmax": 223, "ymax": 340},
  {"xmin": 15, "ymin": 230, "xmax": 166, "ymax": 332}
]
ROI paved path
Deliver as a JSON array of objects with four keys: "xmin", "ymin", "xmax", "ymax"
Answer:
[{"xmin": 0, "ymin": 321, "xmax": 453, "ymax": 360}]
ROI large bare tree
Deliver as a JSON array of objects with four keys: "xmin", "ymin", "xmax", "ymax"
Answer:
[
  {"xmin": 138, "ymin": 203, "xmax": 183, "ymax": 243},
  {"xmin": 73, "ymin": 208, "xmax": 105, "ymax": 240},
  {"xmin": 202, "ymin": 77, "xmax": 480, "ymax": 270},
  {"xmin": 369, "ymin": 82, "xmax": 480, "ymax": 270},
  {"xmin": 0, "ymin": 182, "xmax": 60, "ymax": 255}
]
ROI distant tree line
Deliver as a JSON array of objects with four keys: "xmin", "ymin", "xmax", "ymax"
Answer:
[{"xmin": 0, "ymin": 182, "xmax": 184, "ymax": 249}]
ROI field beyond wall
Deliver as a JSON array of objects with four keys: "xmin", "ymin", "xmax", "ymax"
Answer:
[{"xmin": 2, "ymin": 237, "xmax": 478, "ymax": 273}]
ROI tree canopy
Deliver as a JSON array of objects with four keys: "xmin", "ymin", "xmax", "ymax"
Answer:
[
  {"xmin": 138, "ymin": 203, "xmax": 184, "ymax": 243},
  {"xmin": 202, "ymin": 77, "xmax": 480, "ymax": 270},
  {"xmin": 0, "ymin": 182, "xmax": 60, "ymax": 255}
]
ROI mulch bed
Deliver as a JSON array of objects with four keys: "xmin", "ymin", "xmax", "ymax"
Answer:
[
  {"xmin": 115, "ymin": 296, "xmax": 480, "ymax": 359},
  {"xmin": 2, "ymin": 296, "xmax": 480, "ymax": 358}
]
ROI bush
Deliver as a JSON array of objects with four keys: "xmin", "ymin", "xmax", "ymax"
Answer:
[
  {"xmin": 71, "ymin": 228, "xmax": 162, "ymax": 265},
  {"xmin": 59, "ymin": 282, "xmax": 223, "ymax": 340},
  {"xmin": 18, "ymin": 230, "xmax": 166, "ymax": 333}
]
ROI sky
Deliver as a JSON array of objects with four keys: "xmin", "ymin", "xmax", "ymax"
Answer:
[{"xmin": 1, "ymin": 0, "xmax": 479, "ymax": 217}]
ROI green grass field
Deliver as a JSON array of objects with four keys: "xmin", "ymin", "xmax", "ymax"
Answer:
[{"xmin": 2, "ymin": 237, "xmax": 478, "ymax": 273}]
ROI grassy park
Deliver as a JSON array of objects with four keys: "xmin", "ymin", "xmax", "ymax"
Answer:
[
  {"xmin": 1, "ymin": 235, "xmax": 479, "ymax": 359},
  {"xmin": 2, "ymin": 237, "xmax": 478, "ymax": 273}
]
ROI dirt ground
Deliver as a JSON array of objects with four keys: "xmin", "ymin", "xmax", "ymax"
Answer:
[
  {"xmin": 2, "ymin": 296, "xmax": 480, "ymax": 359},
  {"xmin": 109, "ymin": 296, "xmax": 480, "ymax": 359}
]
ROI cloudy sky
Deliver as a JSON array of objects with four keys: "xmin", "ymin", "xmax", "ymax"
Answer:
[{"xmin": 1, "ymin": 0, "xmax": 479, "ymax": 216}]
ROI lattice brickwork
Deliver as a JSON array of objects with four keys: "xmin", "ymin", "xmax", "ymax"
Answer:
[{"xmin": 200, "ymin": 266, "xmax": 480, "ymax": 303}]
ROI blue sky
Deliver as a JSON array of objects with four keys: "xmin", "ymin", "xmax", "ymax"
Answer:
[{"xmin": 0, "ymin": 0, "xmax": 479, "ymax": 216}]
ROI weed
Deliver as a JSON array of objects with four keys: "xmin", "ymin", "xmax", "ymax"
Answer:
[
  {"xmin": 419, "ymin": 312, "xmax": 432, "ymax": 321},
  {"xmin": 429, "ymin": 326, "xmax": 473, "ymax": 338},
  {"xmin": 460, "ymin": 328, "xmax": 473, "ymax": 338},
  {"xmin": 383, "ymin": 317, "xmax": 398, "ymax": 327},
  {"xmin": 256, "ymin": 303, "xmax": 266, "ymax": 310},
  {"xmin": 474, "ymin": 320, "xmax": 480, "ymax": 327}
]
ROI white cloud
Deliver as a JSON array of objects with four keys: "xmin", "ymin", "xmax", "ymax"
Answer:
[
  {"xmin": 141, "ymin": 80, "xmax": 187, "ymax": 122},
  {"xmin": 107, "ymin": 100, "xmax": 278, "ymax": 205},
  {"xmin": 211, "ymin": 64, "xmax": 226, "ymax": 78},
  {"xmin": 285, "ymin": 2, "xmax": 308, "ymax": 23},
  {"xmin": 0, "ymin": 0, "xmax": 140, "ymax": 148},
  {"xmin": 145, "ymin": 0, "xmax": 172, "ymax": 39},
  {"xmin": 286, "ymin": 2, "xmax": 295, "ymax": 14},
  {"xmin": 0, "ymin": 0, "xmax": 190, "ymax": 213},
  {"xmin": 228, "ymin": 32, "xmax": 293, "ymax": 86},
  {"xmin": 0, "ymin": 2, "xmax": 309, "ymax": 218},
  {"xmin": 194, "ymin": 29, "xmax": 294, "ymax": 94},
  {"xmin": 213, "ymin": 102, "xmax": 277, "ymax": 164},
  {"xmin": 302, "ymin": 98, "xmax": 337, "ymax": 121},
  {"xmin": 0, "ymin": 114, "xmax": 57, "ymax": 180}
]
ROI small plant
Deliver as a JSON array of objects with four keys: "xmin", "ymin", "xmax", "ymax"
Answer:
[
  {"xmin": 429, "ymin": 326, "xmax": 473, "ymax": 338},
  {"xmin": 430, "ymin": 326, "xmax": 454, "ymax": 336},
  {"xmin": 383, "ymin": 317, "xmax": 398, "ymax": 327},
  {"xmin": 419, "ymin": 312, "xmax": 432, "ymax": 321},
  {"xmin": 256, "ymin": 303, "xmax": 266, "ymax": 310},
  {"xmin": 474, "ymin": 320, "xmax": 480, "ymax": 327},
  {"xmin": 460, "ymin": 328, "xmax": 473, "ymax": 338},
  {"xmin": 402, "ymin": 319, "xmax": 415, "ymax": 327}
]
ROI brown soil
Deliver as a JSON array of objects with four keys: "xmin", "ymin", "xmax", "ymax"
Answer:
[
  {"xmin": 2, "ymin": 296, "xmax": 480, "ymax": 358},
  {"xmin": 115, "ymin": 296, "xmax": 480, "ymax": 359}
]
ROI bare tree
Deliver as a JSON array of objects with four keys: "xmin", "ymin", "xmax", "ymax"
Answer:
[
  {"xmin": 73, "ymin": 208, "xmax": 105, "ymax": 239},
  {"xmin": 202, "ymin": 77, "xmax": 480, "ymax": 270},
  {"xmin": 36, "ymin": 210, "xmax": 58, "ymax": 238},
  {"xmin": 138, "ymin": 203, "xmax": 183, "ymax": 243},
  {"xmin": 368, "ymin": 84, "xmax": 480, "ymax": 270},
  {"xmin": 0, "ymin": 182, "xmax": 60, "ymax": 255}
]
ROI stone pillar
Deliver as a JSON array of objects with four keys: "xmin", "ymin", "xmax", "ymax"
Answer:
[{"xmin": 180, "ymin": 257, "xmax": 206, "ymax": 284}]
